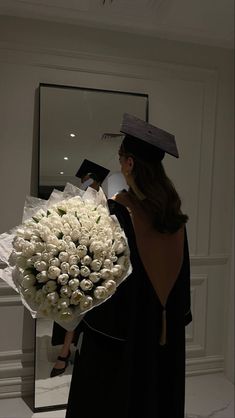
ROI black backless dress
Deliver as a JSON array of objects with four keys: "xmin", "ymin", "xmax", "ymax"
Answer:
[{"xmin": 65, "ymin": 199, "xmax": 192, "ymax": 418}]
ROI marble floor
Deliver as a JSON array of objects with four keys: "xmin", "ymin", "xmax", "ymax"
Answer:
[{"xmin": 0, "ymin": 373, "xmax": 234, "ymax": 418}]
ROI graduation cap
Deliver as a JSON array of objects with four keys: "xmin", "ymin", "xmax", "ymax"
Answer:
[
  {"xmin": 120, "ymin": 113, "xmax": 179, "ymax": 161},
  {"xmin": 75, "ymin": 159, "xmax": 110, "ymax": 184}
]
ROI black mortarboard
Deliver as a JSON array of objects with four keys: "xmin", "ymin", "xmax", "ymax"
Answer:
[
  {"xmin": 75, "ymin": 159, "xmax": 110, "ymax": 183},
  {"xmin": 120, "ymin": 113, "xmax": 179, "ymax": 161}
]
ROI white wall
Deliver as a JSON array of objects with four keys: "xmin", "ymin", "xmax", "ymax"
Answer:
[{"xmin": 0, "ymin": 16, "xmax": 234, "ymax": 397}]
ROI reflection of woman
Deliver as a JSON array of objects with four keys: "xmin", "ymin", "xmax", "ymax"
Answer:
[
  {"xmin": 66, "ymin": 114, "xmax": 192, "ymax": 417},
  {"xmin": 50, "ymin": 161, "xmax": 110, "ymax": 377}
]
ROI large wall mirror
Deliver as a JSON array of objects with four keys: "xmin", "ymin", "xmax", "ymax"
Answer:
[{"xmin": 35, "ymin": 83, "xmax": 148, "ymax": 412}]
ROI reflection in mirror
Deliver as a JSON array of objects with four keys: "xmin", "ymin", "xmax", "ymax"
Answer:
[
  {"xmin": 39, "ymin": 84, "xmax": 148, "ymax": 199},
  {"xmin": 35, "ymin": 83, "xmax": 148, "ymax": 412}
]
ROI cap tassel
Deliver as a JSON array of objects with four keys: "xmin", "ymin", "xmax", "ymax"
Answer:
[{"xmin": 159, "ymin": 308, "xmax": 167, "ymax": 346}]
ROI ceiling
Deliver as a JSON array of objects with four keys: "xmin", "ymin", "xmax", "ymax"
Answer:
[{"xmin": 0, "ymin": 0, "xmax": 234, "ymax": 48}]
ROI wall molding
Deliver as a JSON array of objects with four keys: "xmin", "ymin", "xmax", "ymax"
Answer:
[
  {"xmin": 186, "ymin": 274, "xmax": 208, "ymax": 356},
  {"xmin": 190, "ymin": 254, "xmax": 229, "ymax": 266},
  {"xmin": 0, "ymin": 40, "xmax": 218, "ymax": 84},
  {"xmin": 0, "ymin": 376, "xmax": 33, "ymax": 399},
  {"xmin": 186, "ymin": 355, "xmax": 224, "ymax": 376},
  {"xmin": 0, "ymin": 349, "xmax": 34, "ymax": 398}
]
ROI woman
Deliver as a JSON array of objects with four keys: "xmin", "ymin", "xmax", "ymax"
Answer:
[
  {"xmin": 50, "ymin": 160, "xmax": 110, "ymax": 377},
  {"xmin": 65, "ymin": 113, "xmax": 192, "ymax": 418}
]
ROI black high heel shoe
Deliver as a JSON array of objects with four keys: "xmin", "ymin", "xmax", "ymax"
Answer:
[{"xmin": 50, "ymin": 351, "xmax": 71, "ymax": 378}]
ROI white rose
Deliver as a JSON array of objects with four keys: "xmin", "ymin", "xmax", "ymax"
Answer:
[
  {"xmin": 35, "ymin": 242, "xmax": 45, "ymax": 253},
  {"xmin": 89, "ymin": 272, "xmax": 101, "ymax": 283},
  {"xmin": 13, "ymin": 237, "xmax": 25, "ymax": 251},
  {"xmin": 82, "ymin": 255, "xmax": 92, "ymax": 266},
  {"xmin": 63, "ymin": 235, "xmax": 72, "ymax": 243},
  {"xmin": 112, "ymin": 265, "xmax": 123, "ymax": 278},
  {"xmin": 103, "ymin": 279, "xmax": 117, "ymax": 295},
  {"xmin": 21, "ymin": 242, "xmax": 35, "ymax": 257},
  {"xmin": 47, "ymin": 291, "xmax": 59, "ymax": 305},
  {"xmin": 15, "ymin": 255, "xmax": 27, "ymax": 269},
  {"xmin": 103, "ymin": 259, "xmax": 113, "ymax": 269},
  {"xmin": 68, "ymin": 255, "xmax": 79, "ymax": 265},
  {"xmin": 39, "ymin": 231, "xmax": 49, "ymax": 242},
  {"xmin": 47, "ymin": 235, "xmax": 60, "ymax": 246},
  {"xmin": 79, "ymin": 235, "xmax": 90, "ymax": 246},
  {"xmin": 80, "ymin": 266, "xmax": 90, "ymax": 277},
  {"xmin": 113, "ymin": 241, "xmax": 126, "ymax": 255},
  {"xmin": 48, "ymin": 266, "xmax": 61, "ymax": 279},
  {"xmin": 77, "ymin": 245, "xmax": 87, "ymax": 258},
  {"xmin": 71, "ymin": 229, "xmax": 81, "ymax": 241},
  {"xmin": 40, "ymin": 252, "xmax": 51, "ymax": 262},
  {"xmin": 70, "ymin": 289, "xmax": 83, "ymax": 305},
  {"xmin": 90, "ymin": 259, "xmax": 102, "ymax": 272},
  {"xmin": 57, "ymin": 307, "xmax": 74, "ymax": 321},
  {"xmin": 22, "ymin": 286, "xmax": 36, "ymax": 300},
  {"xmin": 23, "ymin": 271, "xmax": 36, "ymax": 279},
  {"xmin": 94, "ymin": 249, "xmax": 106, "ymax": 259},
  {"xmin": 36, "ymin": 271, "xmax": 48, "ymax": 283},
  {"xmin": 23, "ymin": 229, "xmax": 33, "ymax": 240},
  {"xmin": 69, "ymin": 265, "xmax": 80, "ymax": 277},
  {"xmin": 117, "ymin": 255, "xmax": 129, "ymax": 271},
  {"xmin": 67, "ymin": 242, "xmax": 77, "ymax": 254},
  {"xmin": 21, "ymin": 275, "xmax": 36, "ymax": 289},
  {"xmin": 30, "ymin": 235, "xmax": 41, "ymax": 243},
  {"xmin": 26, "ymin": 258, "xmax": 35, "ymax": 268},
  {"xmin": 89, "ymin": 241, "xmax": 102, "ymax": 253},
  {"xmin": 80, "ymin": 279, "xmax": 93, "ymax": 291},
  {"xmin": 100, "ymin": 268, "xmax": 113, "ymax": 280},
  {"xmin": 80, "ymin": 295, "xmax": 93, "ymax": 311},
  {"xmin": 43, "ymin": 280, "xmax": 57, "ymax": 293},
  {"xmin": 16, "ymin": 228, "xmax": 27, "ymax": 238},
  {"xmin": 68, "ymin": 278, "xmax": 80, "ymax": 291},
  {"xmin": 94, "ymin": 286, "xmax": 108, "ymax": 300},
  {"xmin": 51, "ymin": 228, "xmax": 61, "ymax": 238},
  {"xmin": 58, "ymin": 241, "xmax": 67, "ymax": 252},
  {"xmin": 58, "ymin": 251, "xmax": 69, "ymax": 262},
  {"xmin": 60, "ymin": 261, "xmax": 70, "ymax": 273},
  {"xmin": 57, "ymin": 297, "xmax": 70, "ymax": 310},
  {"xmin": 60, "ymin": 285, "xmax": 72, "ymax": 298},
  {"xmin": 46, "ymin": 244, "xmax": 59, "ymax": 255},
  {"xmin": 49, "ymin": 257, "xmax": 60, "ymax": 267},
  {"xmin": 58, "ymin": 273, "xmax": 69, "ymax": 285},
  {"xmin": 34, "ymin": 260, "xmax": 47, "ymax": 272},
  {"xmin": 31, "ymin": 253, "xmax": 42, "ymax": 263},
  {"xmin": 109, "ymin": 253, "xmax": 118, "ymax": 262}
]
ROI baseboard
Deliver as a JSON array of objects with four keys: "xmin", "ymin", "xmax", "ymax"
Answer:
[
  {"xmin": 186, "ymin": 354, "xmax": 224, "ymax": 376},
  {"xmin": 0, "ymin": 349, "xmax": 34, "ymax": 398}
]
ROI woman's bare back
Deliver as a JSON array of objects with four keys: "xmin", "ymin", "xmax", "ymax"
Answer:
[{"xmin": 113, "ymin": 192, "xmax": 184, "ymax": 307}]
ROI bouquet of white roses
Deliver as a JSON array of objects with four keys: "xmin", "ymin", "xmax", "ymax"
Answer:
[{"xmin": 0, "ymin": 184, "xmax": 132, "ymax": 330}]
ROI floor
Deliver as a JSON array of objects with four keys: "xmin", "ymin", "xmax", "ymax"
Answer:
[{"xmin": 0, "ymin": 373, "xmax": 234, "ymax": 418}]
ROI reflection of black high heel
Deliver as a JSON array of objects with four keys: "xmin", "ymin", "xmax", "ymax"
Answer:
[{"xmin": 50, "ymin": 351, "xmax": 71, "ymax": 378}]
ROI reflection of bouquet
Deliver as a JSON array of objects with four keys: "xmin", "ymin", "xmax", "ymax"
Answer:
[{"xmin": 0, "ymin": 184, "xmax": 131, "ymax": 329}]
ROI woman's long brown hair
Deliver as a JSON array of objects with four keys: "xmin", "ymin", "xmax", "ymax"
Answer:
[{"xmin": 119, "ymin": 143, "xmax": 188, "ymax": 233}]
